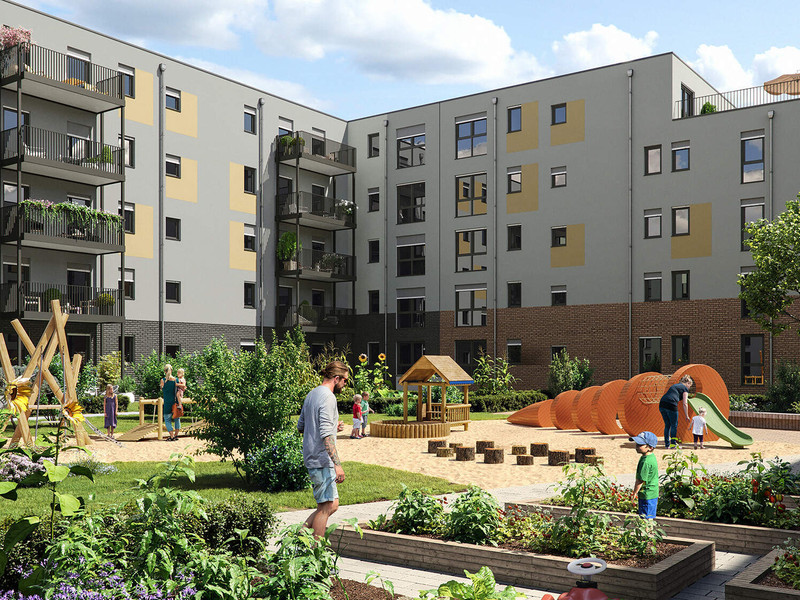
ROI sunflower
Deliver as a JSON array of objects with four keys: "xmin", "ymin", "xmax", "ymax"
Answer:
[
  {"xmin": 4, "ymin": 377, "xmax": 32, "ymax": 415},
  {"xmin": 62, "ymin": 399, "xmax": 85, "ymax": 424},
  {"xmin": 358, "ymin": 354, "xmax": 368, "ymax": 363},
  {"xmin": 378, "ymin": 353, "xmax": 386, "ymax": 362}
]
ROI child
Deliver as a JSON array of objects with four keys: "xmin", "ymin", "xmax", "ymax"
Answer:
[
  {"xmin": 360, "ymin": 391, "xmax": 375, "ymax": 438},
  {"xmin": 175, "ymin": 368, "xmax": 187, "ymax": 408},
  {"xmin": 351, "ymin": 393, "xmax": 363, "ymax": 439},
  {"xmin": 631, "ymin": 431, "xmax": 659, "ymax": 519},
  {"xmin": 692, "ymin": 407, "xmax": 708, "ymax": 449},
  {"xmin": 103, "ymin": 383, "xmax": 118, "ymax": 439}
]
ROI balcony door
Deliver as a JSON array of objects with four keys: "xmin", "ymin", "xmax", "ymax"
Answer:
[
  {"xmin": 67, "ymin": 268, "xmax": 91, "ymax": 312},
  {"xmin": 67, "ymin": 122, "xmax": 91, "ymax": 162},
  {"xmin": 311, "ymin": 184, "xmax": 325, "ymax": 213},
  {"xmin": 66, "ymin": 47, "xmax": 91, "ymax": 84},
  {"xmin": 2, "ymin": 261, "xmax": 30, "ymax": 312}
]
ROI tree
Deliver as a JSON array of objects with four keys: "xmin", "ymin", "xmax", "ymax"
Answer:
[
  {"xmin": 547, "ymin": 349, "xmax": 594, "ymax": 396},
  {"xmin": 740, "ymin": 197, "xmax": 800, "ymax": 335}
]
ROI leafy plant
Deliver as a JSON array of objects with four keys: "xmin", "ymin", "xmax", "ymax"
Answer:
[
  {"xmin": 383, "ymin": 485, "xmax": 445, "ymax": 535},
  {"xmin": 767, "ymin": 361, "xmax": 800, "ymax": 412},
  {"xmin": 20, "ymin": 199, "xmax": 122, "ymax": 230},
  {"xmin": 354, "ymin": 351, "xmax": 393, "ymax": 396},
  {"xmin": 773, "ymin": 539, "xmax": 800, "ymax": 589},
  {"xmin": 276, "ymin": 231, "xmax": 301, "ymax": 261},
  {"xmin": 445, "ymin": 486, "xmax": 502, "ymax": 546},
  {"xmin": 186, "ymin": 494, "xmax": 277, "ymax": 557},
  {"xmin": 419, "ymin": 566, "xmax": 524, "ymax": 600},
  {"xmin": 553, "ymin": 462, "xmax": 636, "ymax": 512},
  {"xmin": 263, "ymin": 523, "xmax": 339, "ymax": 600},
  {"xmin": 96, "ymin": 351, "xmax": 121, "ymax": 389},
  {"xmin": 247, "ymin": 429, "xmax": 310, "ymax": 492},
  {"xmin": 658, "ymin": 446, "xmax": 709, "ymax": 516},
  {"xmin": 729, "ymin": 393, "xmax": 764, "ymax": 412},
  {"xmin": 131, "ymin": 348, "xmax": 198, "ymax": 399},
  {"xmin": 700, "ymin": 101, "xmax": 717, "ymax": 114},
  {"xmin": 547, "ymin": 349, "xmax": 594, "ymax": 396},
  {"xmin": 366, "ymin": 570, "xmax": 396, "ymax": 599},
  {"xmin": 473, "ymin": 351, "xmax": 516, "ymax": 395}
]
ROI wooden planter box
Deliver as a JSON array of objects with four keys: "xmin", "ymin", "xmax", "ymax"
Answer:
[
  {"xmin": 726, "ymin": 549, "xmax": 800, "ymax": 599},
  {"xmin": 333, "ymin": 525, "xmax": 713, "ymax": 600},
  {"xmin": 729, "ymin": 410, "xmax": 800, "ymax": 430},
  {"xmin": 511, "ymin": 503, "xmax": 800, "ymax": 555}
]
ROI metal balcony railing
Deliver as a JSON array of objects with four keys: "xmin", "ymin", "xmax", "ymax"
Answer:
[
  {"xmin": 275, "ymin": 131, "xmax": 356, "ymax": 169},
  {"xmin": 1, "ymin": 43, "xmax": 122, "ymax": 99},
  {"xmin": 276, "ymin": 304, "xmax": 355, "ymax": 329},
  {"xmin": 675, "ymin": 84, "xmax": 800, "ymax": 119},
  {"xmin": 0, "ymin": 281, "xmax": 122, "ymax": 317},
  {"xmin": 276, "ymin": 191, "xmax": 355, "ymax": 226},
  {"xmin": 2, "ymin": 125, "xmax": 124, "ymax": 177},
  {"xmin": 0, "ymin": 203, "xmax": 124, "ymax": 247},
  {"xmin": 281, "ymin": 249, "xmax": 355, "ymax": 278}
]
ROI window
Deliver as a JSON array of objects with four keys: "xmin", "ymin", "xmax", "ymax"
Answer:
[
  {"xmin": 3, "ymin": 261, "xmax": 30, "ymax": 284},
  {"xmin": 368, "ymin": 290, "xmax": 380, "ymax": 314},
  {"xmin": 672, "ymin": 270, "xmax": 690, "ymax": 300},
  {"xmin": 278, "ymin": 117, "xmax": 293, "ymax": 138},
  {"xmin": 507, "ymin": 224, "xmax": 522, "ymax": 251},
  {"xmin": 397, "ymin": 341, "xmax": 424, "ymax": 377},
  {"xmin": 741, "ymin": 200, "xmax": 764, "ymax": 250},
  {"xmin": 551, "ymin": 103, "xmax": 567, "ymax": 125},
  {"xmin": 120, "ymin": 202, "xmax": 135, "ymax": 234},
  {"xmin": 166, "ymin": 87, "xmax": 181, "ymax": 112},
  {"xmin": 119, "ymin": 135, "xmax": 135, "ymax": 168},
  {"xmin": 742, "ymin": 334, "xmax": 764, "ymax": 385},
  {"xmin": 244, "ymin": 282, "xmax": 256, "ymax": 308},
  {"xmin": 166, "ymin": 281, "xmax": 181, "ymax": 303},
  {"xmin": 507, "ymin": 282, "xmax": 521, "ymax": 308},
  {"xmin": 244, "ymin": 106, "xmax": 256, "ymax": 134},
  {"xmin": 118, "ymin": 64, "xmax": 135, "ymax": 98},
  {"xmin": 456, "ymin": 229, "xmax": 487, "ymax": 271},
  {"xmin": 456, "ymin": 173, "xmax": 487, "ymax": 217},
  {"xmin": 551, "ymin": 166, "xmax": 566, "ymax": 188},
  {"xmin": 243, "ymin": 224, "xmax": 256, "ymax": 252},
  {"xmin": 240, "ymin": 340, "xmax": 256, "ymax": 353},
  {"xmin": 644, "ymin": 145, "xmax": 661, "ymax": 175},
  {"xmin": 644, "ymin": 209, "xmax": 662, "ymax": 238},
  {"xmin": 680, "ymin": 85, "xmax": 694, "ymax": 118},
  {"xmin": 397, "ymin": 297, "xmax": 425, "ymax": 328},
  {"xmin": 368, "ymin": 188, "xmax": 380, "ymax": 212},
  {"xmin": 2, "ymin": 107, "xmax": 30, "ymax": 132},
  {"xmin": 551, "ymin": 285, "xmax": 567, "ymax": 306},
  {"xmin": 507, "ymin": 106, "xmax": 521, "ymax": 133},
  {"xmin": 672, "ymin": 335, "xmax": 690, "ymax": 365},
  {"xmin": 397, "ymin": 243, "xmax": 425, "ymax": 276},
  {"xmin": 639, "ymin": 337, "xmax": 662, "ymax": 373},
  {"xmin": 644, "ymin": 273, "xmax": 662, "ymax": 302},
  {"xmin": 397, "ymin": 134, "xmax": 425, "ymax": 168},
  {"xmin": 3, "ymin": 182, "xmax": 30, "ymax": 204},
  {"xmin": 456, "ymin": 117, "xmax": 487, "ymax": 159},
  {"xmin": 551, "ymin": 227, "xmax": 567, "ymax": 247},
  {"xmin": 166, "ymin": 155, "xmax": 181, "ymax": 178},
  {"xmin": 68, "ymin": 334, "xmax": 91, "ymax": 363},
  {"xmin": 741, "ymin": 134, "xmax": 765, "ymax": 183},
  {"xmin": 397, "ymin": 182, "xmax": 425, "ymax": 223},
  {"xmin": 368, "ymin": 133, "xmax": 380, "ymax": 158},
  {"xmin": 455, "ymin": 339, "xmax": 485, "ymax": 373},
  {"xmin": 507, "ymin": 167, "xmax": 521, "ymax": 193},
  {"xmin": 165, "ymin": 217, "xmax": 181, "ymax": 241},
  {"xmin": 165, "ymin": 344, "xmax": 180, "ymax": 358},
  {"xmin": 67, "ymin": 47, "xmax": 90, "ymax": 83},
  {"xmin": 507, "ymin": 340, "xmax": 522, "ymax": 364},
  {"xmin": 367, "ymin": 342, "xmax": 380, "ymax": 364},
  {"xmin": 119, "ymin": 268, "xmax": 135, "ymax": 300},
  {"xmin": 119, "ymin": 336, "xmax": 135, "ymax": 364},
  {"xmin": 671, "ymin": 142, "xmax": 690, "ymax": 171},
  {"xmin": 456, "ymin": 288, "xmax": 487, "ymax": 326},
  {"xmin": 672, "ymin": 207, "xmax": 689, "ymax": 236},
  {"xmin": 244, "ymin": 166, "xmax": 256, "ymax": 194},
  {"xmin": 740, "ymin": 266, "xmax": 754, "ymax": 318},
  {"xmin": 368, "ymin": 239, "xmax": 380, "ymax": 263}
]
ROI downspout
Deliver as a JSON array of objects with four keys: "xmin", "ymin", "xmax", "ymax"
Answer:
[
  {"xmin": 491, "ymin": 97, "xmax": 498, "ymax": 361},
  {"xmin": 158, "ymin": 63, "xmax": 166, "ymax": 355},
  {"xmin": 16, "ymin": 64, "xmax": 22, "ymax": 336},
  {"xmin": 99, "ymin": 113, "xmax": 104, "ymax": 357},
  {"xmin": 627, "ymin": 69, "xmax": 634, "ymax": 379},
  {"xmin": 768, "ymin": 109, "xmax": 775, "ymax": 385},
  {"xmin": 257, "ymin": 98, "xmax": 265, "ymax": 339},
  {"xmin": 383, "ymin": 118, "xmax": 389, "ymax": 355},
  {"xmin": 119, "ymin": 98, "xmax": 127, "ymax": 374}
]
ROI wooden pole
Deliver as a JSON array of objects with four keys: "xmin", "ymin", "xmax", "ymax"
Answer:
[
  {"xmin": 426, "ymin": 384, "xmax": 432, "ymax": 417},
  {"xmin": 441, "ymin": 383, "xmax": 446, "ymax": 423},
  {"xmin": 402, "ymin": 382, "xmax": 409, "ymax": 423},
  {"xmin": 139, "ymin": 399, "xmax": 145, "ymax": 426}
]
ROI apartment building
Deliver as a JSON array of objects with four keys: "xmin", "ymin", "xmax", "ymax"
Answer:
[{"xmin": 2, "ymin": 1, "xmax": 798, "ymax": 393}]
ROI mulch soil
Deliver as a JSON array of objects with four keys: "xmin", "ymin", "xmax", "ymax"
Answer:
[
  {"xmin": 330, "ymin": 578, "xmax": 409, "ymax": 600},
  {"xmin": 496, "ymin": 540, "xmax": 686, "ymax": 568},
  {"xmin": 756, "ymin": 571, "xmax": 795, "ymax": 590}
]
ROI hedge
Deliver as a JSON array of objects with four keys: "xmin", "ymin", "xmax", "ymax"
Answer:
[{"xmin": 469, "ymin": 390, "xmax": 547, "ymax": 413}]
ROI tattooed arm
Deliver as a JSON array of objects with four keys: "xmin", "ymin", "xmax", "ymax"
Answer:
[{"xmin": 323, "ymin": 435, "xmax": 341, "ymax": 466}]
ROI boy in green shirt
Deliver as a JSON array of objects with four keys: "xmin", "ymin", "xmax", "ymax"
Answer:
[{"xmin": 631, "ymin": 431, "xmax": 659, "ymax": 519}]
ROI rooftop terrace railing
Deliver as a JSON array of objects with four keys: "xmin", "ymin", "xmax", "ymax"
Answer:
[{"xmin": 675, "ymin": 84, "xmax": 800, "ymax": 119}]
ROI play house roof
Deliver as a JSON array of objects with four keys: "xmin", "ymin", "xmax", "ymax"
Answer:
[{"xmin": 398, "ymin": 355, "xmax": 474, "ymax": 386}]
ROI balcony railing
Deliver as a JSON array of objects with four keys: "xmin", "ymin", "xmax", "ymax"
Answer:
[
  {"xmin": 275, "ymin": 131, "xmax": 356, "ymax": 170},
  {"xmin": 280, "ymin": 249, "xmax": 355, "ymax": 279},
  {"xmin": 276, "ymin": 192, "xmax": 355, "ymax": 226},
  {"xmin": 0, "ymin": 281, "xmax": 122, "ymax": 318},
  {"xmin": 0, "ymin": 203, "xmax": 124, "ymax": 249},
  {"xmin": 1, "ymin": 43, "xmax": 122, "ymax": 100},
  {"xmin": 675, "ymin": 84, "xmax": 800, "ymax": 119},
  {"xmin": 276, "ymin": 304, "xmax": 355, "ymax": 330}
]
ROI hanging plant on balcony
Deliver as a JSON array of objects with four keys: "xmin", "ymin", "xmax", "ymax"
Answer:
[
  {"xmin": 0, "ymin": 26, "xmax": 32, "ymax": 50},
  {"xmin": 20, "ymin": 199, "xmax": 123, "ymax": 231}
]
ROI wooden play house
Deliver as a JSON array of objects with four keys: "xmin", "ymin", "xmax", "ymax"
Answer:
[{"xmin": 369, "ymin": 355, "xmax": 473, "ymax": 439}]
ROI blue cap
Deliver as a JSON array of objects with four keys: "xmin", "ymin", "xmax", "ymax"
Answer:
[{"xmin": 631, "ymin": 431, "xmax": 658, "ymax": 448}]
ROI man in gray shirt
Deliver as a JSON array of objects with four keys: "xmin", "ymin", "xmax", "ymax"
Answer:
[{"xmin": 297, "ymin": 360, "xmax": 348, "ymax": 537}]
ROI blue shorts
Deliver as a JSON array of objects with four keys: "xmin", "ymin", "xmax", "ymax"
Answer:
[
  {"xmin": 638, "ymin": 497, "xmax": 658, "ymax": 519},
  {"xmin": 308, "ymin": 467, "xmax": 338, "ymax": 504}
]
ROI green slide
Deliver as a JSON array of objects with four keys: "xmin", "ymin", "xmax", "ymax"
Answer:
[{"xmin": 688, "ymin": 393, "xmax": 753, "ymax": 449}]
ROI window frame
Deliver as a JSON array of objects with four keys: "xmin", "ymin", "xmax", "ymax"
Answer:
[
  {"xmin": 119, "ymin": 335, "xmax": 135, "ymax": 364},
  {"xmin": 507, "ymin": 339, "xmax": 522, "ymax": 365},
  {"xmin": 644, "ymin": 273, "xmax": 662, "ymax": 302},
  {"xmin": 165, "ymin": 155, "xmax": 181, "ymax": 178},
  {"xmin": 639, "ymin": 337, "xmax": 662, "ymax": 373},
  {"xmin": 551, "ymin": 226, "xmax": 567, "ymax": 248},
  {"xmin": 165, "ymin": 88, "xmax": 181, "ymax": 112},
  {"xmin": 244, "ymin": 281, "xmax": 256, "ymax": 308},
  {"xmin": 368, "ymin": 188, "xmax": 380, "ymax": 212},
  {"xmin": 741, "ymin": 201, "xmax": 765, "ymax": 251},
  {"xmin": 119, "ymin": 267, "xmax": 135, "ymax": 300},
  {"xmin": 165, "ymin": 280, "xmax": 181, "ymax": 304},
  {"xmin": 671, "ymin": 270, "xmax": 690, "ymax": 301},
  {"xmin": 644, "ymin": 145, "xmax": 661, "ymax": 175},
  {"xmin": 551, "ymin": 286, "xmax": 567, "ymax": 306},
  {"xmin": 368, "ymin": 239, "xmax": 380, "ymax": 264},
  {"xmin": 644, "ymin": 210, "xmax": 662, "ymax": 239},
  {"xmin": 165, "ymin": 216, "xmax": 181, "ymax": 241},
  {"xmin": 455, "ymin": 229, "xmax": 488, "ymax": 272},
  {"xmin": 455, "ymin": 173, "xmax": 487, "ymax": 217},
  {"xmin": 397, "ymin": 182, "xmax": 426, "ymax": 224},
  {"xmin": 118, "ymin": 64, "xmax": 135, "ymax": 99},
  {"xmin": 456, "ymin": 117, "xmax": 488, "ymax": 159},
  {"xmin": 368, "ymin": 290, "xmax": 380, "ymax": 314},
  {"xmin": 120, "ymin": 202, "xmax": 135, "ymax": 234},
  {"xmin": 671, "ymin": 335, "xmax": 690, "ymax": 366},
  {"xmin": 551, "ymin": 166, "xmax": 566, "ymax": 188},
  {"xmin": 680, "ymin": 85, "xmax": 694, "ymax": 118},
  {"xmin": 741, "ymin": 136, "xmax": 765, "ymax": 183},
  {"xmin": 243, "ymin": 224, "xmax": 256, "ymax": 252},
  {"xmin": 118, "ymin": 134, "xmax": 135, "ymax": 168},
  {"xmin": 397, "ymin": 341, "xmax": 425, "ymax": 377},
  {"xmin": 454, "ymin": 339, "xmax": 486, "ymax": 372},
  {"xmin": 507, "ymin": 106, "xmax": 521, "ymax": 133},
  {"xmin": 672, "ymin": 207, "xmax": 690, "ymax": 236},
  {"xmin": 741, "ymin": 334, "xmax": 765, "ymax": 386},
  {"xmin": 397, "ymin": 134, "xmax": 425, "ymax": 168},
  {"xmin": 243, "ymin": 166, "xmax": 257, "ymax": 194},
  {"xmin": 671, "ymin": 144, "xmax": 690, "ymax": 172},
  {"xmin": 507, "ymin": 168, "xmax": 521, "ymax": 193},
  {"xmin": 455, "ymin": 288, "xmax": 487, "ymax": 327},
  {"xmin": 368, "ymin": 133, "xmax": 380, "ymax": 158},
  {"xmin": 397, "ymin": 296, "xmax": 425, "ymax": 328},
  {"xmin": 507, "ymin": 281, "xmax": 521, "ymax": 308},
  {"xmin": 397, "ymin": 243, "xmax": 425, "ymax": 277},
  {"xmin": 551, "ymin": 103, "xmax": 567, "ymax": 125},
  {"xmin": 243, "ymin": 107, "xmax": 257, "ymax": 134},
  {"xmin": 507, "ymin": 224, "xmax": 522, "ymax": 251}
]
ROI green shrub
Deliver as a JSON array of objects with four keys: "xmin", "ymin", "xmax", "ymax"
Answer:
[
  {"xmin": 547, "ymin": 349, "xmax": 594, "ymax": 396},
  {"xmin": 473, "ymin": 351, "xmax": 516, "ymax": 395},
  {"xmin": 384, "ymin": 485, "xmax": 445, "ymax": 535},
  {"xmin": 385, "ymin": 400, "xmax": 417, "ymax": 417},
  {"xmin": 729, "ymin": 393, "xmax": 767, "ymax": 412},
  {"xmin": 185, "ymin": 494, "xmax": 277, "ymax": 557},
  {"xmin": 445, "ymin": 485, "xmax": 502, "ymax": 545},
  {"xmin": 773, "ymin": 539, "xmax": 800, "ymax": 589},
  {"xmin": 247, "ymin": 429, "xmax": 310, "ymax": 493},
  {"xmin": 431, "ymin": 385, "xmax": 463, "ymax": 403},
  {"xmin": 337, "ymin": 394, "xmax": 402, "ymax": 413},
  {"xmin": 132, "ymin": 349, "xmax": 200, "ymax": 399},
  {"xmin": 0, "ymin": 515, "xmax": 60, "ymax": 591},
  {"xmin": 768, "ymin": 361, "xmax": 800, "ymax": 412},
  {"xmin": 96, "ymin": 351, "xmax": 122, "ymax": 388},
  {"xmin": 469, "ymin": 390, "xmax": 547, "ymax": 412}
]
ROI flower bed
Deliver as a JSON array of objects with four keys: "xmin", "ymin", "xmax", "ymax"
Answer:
[{"xmin": 726, "ymin": 549, "xmax": 800, "ymax": 599}]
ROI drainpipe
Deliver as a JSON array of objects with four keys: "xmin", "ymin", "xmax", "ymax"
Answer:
[
  {"xmin": 158, "ymin": 63, "xmax": 166, "ymax": 355},
  {"xmin": 627, "ymin": 69, "xmax": 634, "ymax": 379},
  {"xmin": 383, "ymin": 118, "xmax": 389, "ymax": 356},
  {"xmin": 257, "ymin": 98, "xmax": 265, "ymax": 339},
  {"xmin": 768, "ymin": 109, "xmax": 775, "ymax": 385},
  {"xmin": 119, "ymin": 100, "xmax": 127, "ymax": 374},
  {"xmin": 491, "ymin": 97, "xmax": 498, "ymax": 362}
]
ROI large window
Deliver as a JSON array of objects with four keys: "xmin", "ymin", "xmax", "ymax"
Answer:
[
  {"xmin": 644, "ymin": 209, "xmax": 662, "ymax": 238},
  {"xmin": 672, "ymin": 335, "xmax": 690, "ymax": 365},
  {"xmin": 639, "ymin": 337, "xmax": 662, "ymax": 373},
  {"xmin": 672, "ymin": 270, "xmax": 690, "ymax": 300},
  {"xmin": 244, "ymin": 166, "xmax": 256, "ymax": 194},
  {"xmin": 397, "ymin": 182, "xmax": 425, "ymax": 223},
  {"xmin": 368, "ymin": 240, "xmax": 380, "ymax": 263},
  {"xmin": 456, "ymin": 288, "xmax": 487, "ymax": 327},
  {"xmin": 644, "ymin": 145, "xmax": 661, "ymax": 175},
  {"xmin": 456, "ymin": 117, "xmax": 487, "ymax": 159},
  {"xmin": 456, "ymin": 173, "xmax": 487, "ymax": 217},
  {"xmin": 455, "ymin": 339, "xmax": 485, "ymax": 373},
  {"xmin": 551, "ymin": 285, "xmax": 566, "ymax": 306},
  {"xmin": 742, "ymin": 335, "xmax": 764, "ymax": 385},
  {"xmin": 507, "ymin": 106, "xmax": 521, "ymax": 132},
  {"xmin": 741, "ymin": 135, "xmax": 765, "ymax": 183},
  {"xmin": 166, "ymin": 281, "xmax": 181, "ymax": 303},
  {"xmin": 672, "ymin": 207, "xmax": 689, "ymax": 236},
  {"xmin": 741, "ymin": 200, "xmax": 764, "ymax": 250},
  {"xmin": 244, "ymin": 282, "xmax": 256, "ymax": 308},
  {"xmin": 672, "ymin": 142, "xmax": 690, "ymax": 171},
  {"xmin": 507, "ymin": 224, "xmax": 522, "ymax": 251},
  {"xmin": 397, "ymin": 297, "xmax": 425, "ymax": 328},
  {"xmin": 397, "ymin": 243, "xmax": 425, "ymax": 276},
  {"xmin": 456, "ymin": 229, "xmax": 488, "ymax": 272},
  {"xmin": 368, "ymin": 133, "xmax": 380, "ymax": 158},
  {"xmin": 243, "ymin": 106, "xmax": 256, "ymax": 134},
  {"xmin": 644, "ymin": 273, "xmax": 662, "ymax": 302},
  {"xmin": 397, "ymin": 134, "xmax": 425, "ymax": 168},
  {"xmin": 3, "ymin": 183, "xmax": 30, "ymax": 204},
  {"xmin": 397, "ymin": 341, "xmax": 424, "ymax": 377},
  {"xmin": 507, "ymin": 282, "xmax": 521, "ymax": 308}
]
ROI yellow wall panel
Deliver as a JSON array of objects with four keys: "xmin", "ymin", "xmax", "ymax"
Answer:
[
  {"xmin": 506, "ymin": 101, "xmax": 539, "ymax": 153},
  {"xmin": 229, "ymin": 162, "xmax": 256, "ymax": 214},
  {"xmin": 166, "ymin": 158, "xmax": 198, "ymax": 203},
  {"xmin": 125, "ymin": 69, "xmax": 153, "ymax": 126},
  {"xmin": 550, "ymin": 99, "xmax": 585, "ymax": 146},
  {"xmin": 229, "ymin": 221, "xmax": 256, "ymax": 271},
  {"xmin": 671, "ymin": 203, "xmax": 712, "ymax": 259},
  {"xmin": 551, "ymin": 224, "xmax": 585, "ymax": 268},
  {"xmin": 166, "ymin": 92, "xmax": 198, "ymax": 138},
  {"xmin": 124, "ymin": 204, "xmax": 154, "ymax": 259},
  {"xmin": 506, "ymin": 163, "xmax": 538, "ymax": 214}
]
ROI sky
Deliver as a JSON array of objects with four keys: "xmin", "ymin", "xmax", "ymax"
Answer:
[{"xmin": 13, "ymin": 0, "xmax": 800, "ymax": 120}]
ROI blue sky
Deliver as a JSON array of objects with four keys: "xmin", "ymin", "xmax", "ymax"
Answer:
[{"xmin": 15, "ymin": 0, "xmax": 800, "ymax": 119}]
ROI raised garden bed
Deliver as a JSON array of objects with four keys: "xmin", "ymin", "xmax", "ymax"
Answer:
[
  {"xmin": 725, "ymin": 549, "xmax": 800, "ymax": 599},
  {"xmin": 511, "ymin": 502, "xmax": 800, "ymax": 555},
  {"xmin": 333, "ymin": 525, "xmax": 713, "ymax": 600},
  {"xmin": 729, "ymin": 410, "xmax": 800, "ymax": 430}
]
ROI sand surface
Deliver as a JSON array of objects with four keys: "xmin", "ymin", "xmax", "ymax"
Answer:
[{"xmin": 61, "ymin": 420, "xmax": 800, "ymax": 489}]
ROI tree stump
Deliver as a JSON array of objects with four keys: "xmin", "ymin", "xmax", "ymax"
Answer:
[
  {"xmin": 449, "ymin": 442, "xmax": 463, "ymax": 448},
  {"xmin": 476, "ymin": 440, "xmax": 495, "ymax": 454},
  {"xmin": 575, "ymin": 447, "xmax": 597, "ymax": 463},
  {"xmin": 548, "ymin": 449, "xmax": 570, "ymax": 466},
  {"xmin": 516, "ymin": 454, "xmax": 534, "ymax": 466},
  {"xmin": 436, "ymin": 447, "xmax": 454, "ymax": 458},
  {"xmin": 530, "ymin": 442, "xmax": 549, "ymax": 457},
  {"xmin": 511, "ymin": 445, "xmax": 527, "ymax": 455},
  {"xmin": 428, "ymin": 439, "xmax": 447, "ymax": 453},
  {"xmin": 586, "ymin": 455, "xmax": 604, "ymax": 466},
  {"xmin": 456, "ymin": 446, "xmax": 476, "ymax": 461},
  {"xmin": 484, "ymin": 448, "xmax": 504, "ymax": 464}
]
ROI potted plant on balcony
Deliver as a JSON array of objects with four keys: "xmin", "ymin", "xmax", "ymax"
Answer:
[
  {"xmin": 318, "ymin": 252, "xmax": 344, "ymax": 274},
  {"xmin": 94, "ymin": 292, "xmax": 115, "ymax": 315},
  {"xmin": 278, "ymin": 134, "xmax": 305, "ymax": 155},
  {"xmin": 276, "ymin": 231, "xmax": 301, "ymax": 270}
]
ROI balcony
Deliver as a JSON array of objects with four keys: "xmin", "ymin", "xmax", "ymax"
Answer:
[
  {"xmin": 276, "ymin": 304, "xmax": 355, "ymax": 331},
  {"xmin": 0, "ymin": 202, "xmax": 124, "ymax": 255},
  {"xmin": 278, "ymin": 249, "xmax": 355, "ymax": 281},
  {"xmin": 276, "ymin": 192, "xmax": 355, "ymax": 229},
  {"xmin": 1, "ymin": 43, "xmax": 123, "ymax": 113},
  {"xmin": 1, "ymin": 126, "xmax": 125, "ymax": 185},
  {"xmin": 275, "ymin": 131, "xmax": 356, "ymax": 175},
  {"xmin": 0, "ymin": 282, "xmax": 123, "ymax": 323},
  {"xmin": 675, "ymin": 83, "xmax": 800, "ymax": 119}
]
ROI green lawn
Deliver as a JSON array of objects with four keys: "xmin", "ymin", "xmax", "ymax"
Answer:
[{"xmin": 2, "ymin": 414, "xmax": 158, "ymax": 442}]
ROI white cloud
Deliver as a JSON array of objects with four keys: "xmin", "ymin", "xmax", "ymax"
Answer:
[
  {"xmin": 752, "ymin": 46, "xmax": 800, "ymax": 85},
  {"xmin": 551, "ymin": 24, "xmax": 658, "ymax": 72},
  {"xmin": 690, "ymin": 45, "xmax": 754, "ymax": 90}
]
